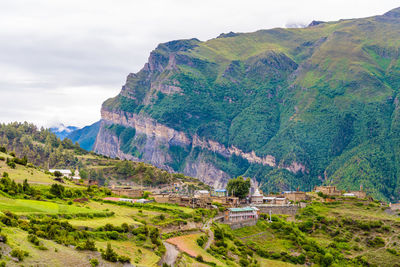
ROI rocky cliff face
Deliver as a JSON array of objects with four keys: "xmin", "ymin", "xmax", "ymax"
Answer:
[
  {"xmin": 93, "ymin": 108, "xmax": 297, "ymax": 187},
  {"xmin": 94, "ymin": 8, "xmax": 400, "ymax": 200}
]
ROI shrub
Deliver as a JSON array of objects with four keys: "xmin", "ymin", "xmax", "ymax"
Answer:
[
  {"xmin": 76, "ymin": 239, "xmax": 97, "ymax": 251},
  {"xmin": 387, "ymin": 248, "xmax": 398, "ymax": 255},
  {"xmin": 214, "ymin": 227, "xmax": 224, "ymax": 240},
  {"xmin": 27, "ymin": 234, "xmax": 40, "ymax": 246},
  {"xmin": 196, "ymin": 255, "xmax": 204, "ymax": 262},
  {"xmin": 90, "ymin": 258, "xmax": 99, "ymax": 266},
  {"xmin": 118, "ymin": 255, "xmax": 130, "ymax": 263},
  {"xmin": 10, "ymin": 248, "xmax": 29, "ymax": 261},
  {"xmin": 7, "ymin": 161, "xmax": 16, "ymax": 169},
  {"xmin": 298, "ymin": 220, "xmax": 314, "ymax": 233},
  {"xmin": 137, "ymin": 234, "xmax": 147, "ymax": 241},
  {"xmin": 367, "ymin": 237, "xmax": 385, "ymax": 248},
  {"xmin": 101, "ymin": 243, "xmax": 118, "ymax": 262},
  {"xmin": 321, "ymin": 253, "xmax": 333, "ymax": 267},
  {"xmin": 239, "ymin": 258, "xmax": 249, "ymax": 267},
  {"xmin": 197, "ymin": 235, "xmax": 208, "ymax": 248}
]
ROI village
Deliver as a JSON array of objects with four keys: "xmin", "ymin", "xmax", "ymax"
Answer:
[{"xmin": 48, "ymin": 168, "xmax": 400, "ymax": 230}]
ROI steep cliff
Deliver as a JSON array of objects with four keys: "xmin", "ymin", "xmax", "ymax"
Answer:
[{"xmin": 94, "ymin": 8, "xmax": 400, "ymax": 200}]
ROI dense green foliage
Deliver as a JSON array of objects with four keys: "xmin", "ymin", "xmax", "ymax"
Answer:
[
  {"xmin": 0, "ymin": 122, "xmax": 86, "ymax": 169},
  {"xmin": 226, "ymin": 176, "xmax": 250, "ymax": 199},
  {"xmin": 101, "ymin": 8, "xmax": 400, "ymax": 201}
]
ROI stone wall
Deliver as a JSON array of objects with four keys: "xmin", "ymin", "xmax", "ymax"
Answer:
[
  {"xmin": 226, "ymin": 219, "xmax": 258, "ymax": 229},
  {"xmin": 255, "ymin": 205, "xmax": 299, "ymax": 216}
]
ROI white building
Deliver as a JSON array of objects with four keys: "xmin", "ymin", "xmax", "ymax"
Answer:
[
  {"xmin": 225, "ymin": 207, "xmax": 259, "ymax": 222},
  {"xmin": 49, "ymin": 169, "xmax": 72, "ymax": 177},
  {"xmin": 194, "ymin": 190, "xmax": 210, "ymax": 197}
]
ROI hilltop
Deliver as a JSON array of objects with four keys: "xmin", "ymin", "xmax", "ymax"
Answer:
[{"xmin": 90, "ymin": 7, "xmax": 400, "ymax": 201}]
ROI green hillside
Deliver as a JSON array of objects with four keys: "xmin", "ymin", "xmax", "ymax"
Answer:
[
  {"xmin": 0, "ymin": 123, "xmax": 399, "ymax": 266},
  {"xmin": 98, "ymin": 7, "xmax": 400, "ymax": 201}
]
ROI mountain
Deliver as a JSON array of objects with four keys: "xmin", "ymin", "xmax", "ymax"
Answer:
[
  {"xmin": 94, "ymin": 7, "xmax": 400, "ymax": 201},
  {"xmin": 66, "ymin": 121, "xmax": 100, "ymax": 151},
  {"xmin": 50, "ymin": 124, "xmax": 79, "ymax": 140}
]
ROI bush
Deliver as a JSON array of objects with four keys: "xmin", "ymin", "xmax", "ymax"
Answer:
[
  {"xmin": 239, "ymin": 258, "xmax": 249, "ymax": 267},
  {"xmin": 10, "ymin": 248, "xmax": 29, "ymax": 261},
  {"xmin": 76, "ymin": 239, "xmax": 97, "ymax": 251},
  {"xmin": 196, "ymin": 255, "xmax": 204, "ymax": 262},
  {"xmin": 387, "ymin": 248, "xmax": 398, "ymax": 255},
  {"xmin": 321, "ymin": 253, "xmax": 333, "ymax": 267},
  {"xmin": 367, "ymin": 236, "xmax": 385, "ymax": 248},
  {"xmin": 196, "ymin": 235, "xmax": 208, "ymax": 248},
  {"xmin": 298, "ymin": 220, "xmax": 314, "ymax": 233},
  {"xmin": 7, "ymin": 161, "xmax": 16, "ymax": 169},
  {"xmin": 27, "ymin": 234, "xmax": 40, "ymax": 246},
  {"xmin": 101, "ymin": 243, "xmax": 118, "ymax": 262},
  {"xmin": 118, "ymin": 255, "xmax": 131, "ymax": 263},
  {"xmin": 137, "ymin": 234, "xmax": 147, "ymax": 241},
  {"xmin": 90, "ymin": 258, "xmax": 99, "ymax": 266}
]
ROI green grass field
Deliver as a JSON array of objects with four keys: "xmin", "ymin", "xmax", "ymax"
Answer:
[
  {"xmin": 0, "ymin": 197, "xmax": 96, "ymax": 214},
  {"xmin": 69, "ymin": 215, "xmax": 141, "ymax": 228}
]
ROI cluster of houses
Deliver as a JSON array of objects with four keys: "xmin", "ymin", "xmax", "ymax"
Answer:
[
  {"xmin": 153, "ymin": 189, "xmax": 240, "ymax": 208},
  {"xmin": 221, "ymin": 185, "xmax": 370, "ymax": 227},
  {"xmin": 314, "ymin": 185, "xmax": 367, "ymax": 199},
  {"xmin": 50, "ymin": 168, "xmax": 400, "ymax": 227},
  {"xmin": 103, "ymin": 197, "xmax": 153, "ymax": 204}
]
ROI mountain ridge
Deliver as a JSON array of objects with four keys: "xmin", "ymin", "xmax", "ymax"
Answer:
[{"xmin": 92, "ymin": 7, "xmax": 400, "ymax": 201}]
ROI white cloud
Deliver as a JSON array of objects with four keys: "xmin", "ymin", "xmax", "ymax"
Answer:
[{"xmin": 0, "ymin": 0, "xmax": 398, "ymax": 127}]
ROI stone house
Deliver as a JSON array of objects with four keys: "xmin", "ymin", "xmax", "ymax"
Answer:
[
  {"xmin": 314, "ymin": 186, "xmax": 341, "ymax": 196},
  {"xmin": 111, "ymin": 187, "xmax": 143, "ymax": 198},
  {"xmin": 275, "ymin": 197, "xmax": 289, "ymax": 205},
  {"xmin": 283, "ymin": 191, "xmax": 307, "ymax": 202}
]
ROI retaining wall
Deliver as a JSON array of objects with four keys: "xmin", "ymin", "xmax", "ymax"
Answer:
[
  {"xmin": 256, "ymin": 205, "xmax": 299, "ymax": 216},
  {"xmin": 226, "ymin": 219, "xmax": 258, "ymax": 229}
]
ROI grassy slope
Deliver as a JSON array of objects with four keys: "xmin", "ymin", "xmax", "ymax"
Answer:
[
  {"xmin": 0, "ymin": 152, "xmax": 56, "ymax": 185},
  {"xmin": 229, "ymin": 198, "xmax": 400, "ymax": 266}
]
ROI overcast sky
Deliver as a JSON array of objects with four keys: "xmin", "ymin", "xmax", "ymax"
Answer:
[{"xmin": 1, "ymin": 0, "xmax": 399, "ymax": 128}]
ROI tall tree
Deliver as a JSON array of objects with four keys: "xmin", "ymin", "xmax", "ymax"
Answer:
[{"xmin": 227, "ymin": 176, "xmax": 251, "ymax": 199}]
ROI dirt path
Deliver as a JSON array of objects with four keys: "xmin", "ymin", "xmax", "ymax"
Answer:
[
  {"xmin": 161, "ymin": 241, "xmax": 179, "ymax": 266},
  {"xmin": 202, "ymin": 218, "xmax": 216, "ymax": 250},
  {"xmin": 204, "ymin": 229, "xmax": 214, "ymax": 250}
]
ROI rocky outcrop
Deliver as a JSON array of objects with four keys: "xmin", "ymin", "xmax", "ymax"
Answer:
[
  {"xmin": 94, "ymin": 108, "xmax": 305, "ymax": 187},
  {"xmin": 183, "ymin": 156, "xmax": 230, "ymax": 188},
  {"xmin": 192, "ymin": 135, "xmax": 276, "ymax": 167}
]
